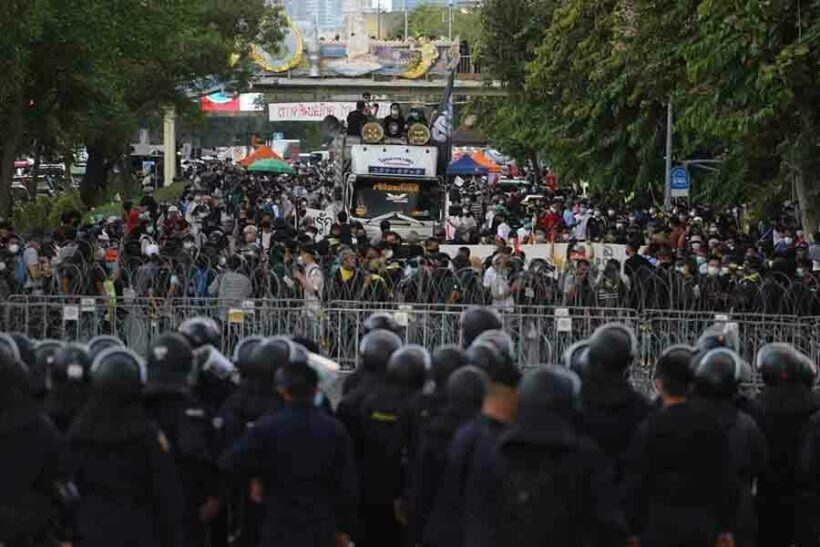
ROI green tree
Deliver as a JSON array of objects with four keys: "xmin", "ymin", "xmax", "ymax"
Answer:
[
  {"xmin": 407, "ymin": 3, "xmax": 482, "ymax": 46},
  {"xmin": 679, "ymin": 0, "xmax": 820, "ymax": 234},
  {"xmin": 0, "ymin": 0, "xmax": 285, "ymax": 217}
]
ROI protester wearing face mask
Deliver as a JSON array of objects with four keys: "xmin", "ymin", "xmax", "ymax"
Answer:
[{"xmin": 383, "ymin": 102, "xmax": 406, "ymax": 139}]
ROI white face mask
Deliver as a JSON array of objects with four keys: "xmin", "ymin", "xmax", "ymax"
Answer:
[
  {"xmin": 8, "ymin": 244, "xmax": 19, "ymax": 254},
  {"xmin": 707, "ymin": 266, "xmax": 719, "ymax": 276},
  {"xmin": 796, "ymin": 268, "xmax": 805, "ymax": 277},
  {"xmin": 720, "ymin": 267, "xmax": 730, "ymax": 275},
  {"xmin": 183, "ymin": 241, "xmax": 194, "ymax": 250},
  {"xmin": 783, "ymin": 237, "xmax": 793, "ymax": 246},
  {"xmin": 676, "ymin": 266, "xmax": 687, "ymax": 274},
  {"xmin": 383, "ymin": 250, "xmax": 393, "ymax": 260}
]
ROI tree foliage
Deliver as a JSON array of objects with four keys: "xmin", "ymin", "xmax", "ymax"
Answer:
[
  {"xmin": 478, "ymin": 0, "xmax": 820, "ymax": 231},
  {"xmin": 0, "ymin": 0, "xmax": 285, "ymax": 217},
  {"xmin": 406, "ymin": 4, "xmax": 482, "ymax": 46}
]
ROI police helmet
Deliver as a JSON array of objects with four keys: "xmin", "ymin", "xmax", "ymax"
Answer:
[
  {"xmin": 467, "ymin": 340, "xmax": 521, "ymax": 387},
  {"xmin": 9, "ymin": 333, "xmax": 34, "ymax": 368},
  {"xmin": 243, "ymin": 336, "xmax": 307, "ymax": 384},
  {"xmin": 194, "ymin": 345, "xmax": 237, "ymax": 384},
  {"xmin": 756, "ymin": 343, "xmax": 816, "ymax": 388},
  {"xmin": 91, "ymin": 348, "xmax": 146, "ymax": 398},
  {"xmin": 697, "ymin": 323, "xmax": 740, "ymax": 354},
  {"xmin": 693, "ymin": 347, "xmax": 744, "ymax": 398},
  {"xmin": 446, "ymin": 365, "xmax": 489, "ymax": 410},
  {"xmin": 233, "ymin": 335, "xmax": 265, "ymax": 373},
  {"xmin": 431, "ymin": 344, "xmax": 468, "ymax": 388},
  {"xmin": 562, "ymin": 339, "xmax": 591, "ymax": 378},
  {"xmin": 517, "ymin": 366, "xmax": 582, "ymax": 414},
  {"xmin": 178, "ymin": 317, "xmax": 221, "ymax": 349},
  {"xmin": 472, "ymin": 329, "xmax": 516, "ymax": 368},
  {"xmin": 359, "ymin": 329, "xmax": 403, "ymax": 375},
  {"xmin": 587, "ymin": 322, "xmax": 638, "ymax": 373},
  {"xmin": 87, "ymin": 335, "xmax": 125, "ymax": 361},
  {"xmin": 50, "ymin": 343, "xmax": 93, "ymax": 387},
  {"xmin": 275, "ymin": 361, "xmax": 319, "ymax": 400},
  {"xmin": 460, "ymin": 306, "xmax": 502, "ymax": 348},
  {"xmin": 363, "ymin": 312, "xmax": 404, "ymax": 337},
  {"xmin": 387, "ymin": 344, "xmax": 430, "ymax": 391},
  {"xmin": 0, "ymin": 333, "xmax": 21, "ymax": 363},
  {"xmin": 9, "ymin": 333, "xmax": 38, "ymax": 395},
  {"xmin": 146, "ymin": 333, "xmax": 194, "ymax": 391},
  {"xmin": 0, "ymin": 344, "xmax": 30, "ymax": 401}
]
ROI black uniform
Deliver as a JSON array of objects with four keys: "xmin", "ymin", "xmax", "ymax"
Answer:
[
  {"xmin": 579, "ymin": 372, "xmax": 650, "ymax": 477},
  {"xmin": 690, "ymin": 397, "xmax": 767, "ymax": 546},
  {"xmin": 797, "ymin": 410, "xmax": 820, "ymax": 546},
  {"xmin": 68, "ymin": 347, "xmax": 185, "ymax": 547},
  {"xmin": 69, "ymin": 407, "xmax": 185, "ymax": 547},
  {"xmin": 755, "ymin": 384, "xmax": 817, "ymax": 547},
  {"xmin": 0, "ymin": 394, "xmax": 74, "ymax": 546},
  {"xmin": 622, "ymin": 401, "xmax": 738, "ymax": 546},
  {"xmin": 221, "ymin": 402, "xmax": 358, "ymax": 547},
  {"xmin": 482, "ymin": 413, "xmax": 627, "ymax": 547},
  {"xmin": 423, "ymin": 414, "xmax": 508, "ymax": 547},
  {"xmin": 144, "ymin": 389, "xmax": 223, "ymax": 547}
]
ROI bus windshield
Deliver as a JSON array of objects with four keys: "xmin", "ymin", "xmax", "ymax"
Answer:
[{"xmin": 351, "ymin": 177, "xmax": 441, "ymax": 221}]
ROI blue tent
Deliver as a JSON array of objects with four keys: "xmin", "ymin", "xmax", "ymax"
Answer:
[{"xmin": 447, "ymin": 154, "xmax": 489, "ymax": 176}]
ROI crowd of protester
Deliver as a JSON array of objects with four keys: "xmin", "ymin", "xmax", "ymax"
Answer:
[
  {"xmin": 0, "ymin": 158, "xmax": 817, "ymax": 316},
  {"xmin": 3, "ymin": 310, "xmax": 820, "ymax": 546}
]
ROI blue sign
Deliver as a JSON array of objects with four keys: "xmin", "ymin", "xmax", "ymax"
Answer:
[{"xmin": 670, "ymin": 167, "xmax": 690, "ymax": 190}]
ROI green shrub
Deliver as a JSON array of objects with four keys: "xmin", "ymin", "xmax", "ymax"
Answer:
[{"xmin": 12, "ymin": 192, "xmax": 87, "ymax": 233}]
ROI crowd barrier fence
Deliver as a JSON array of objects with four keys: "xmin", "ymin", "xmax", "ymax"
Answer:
[{"xmin": 3, "ymin": 296, "xmax": 817, "ymax": 395}]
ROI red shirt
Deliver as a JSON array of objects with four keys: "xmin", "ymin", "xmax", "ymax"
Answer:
[{"xmin": 125, "ymin": 208, "xmax": 140, "ymax": 234}]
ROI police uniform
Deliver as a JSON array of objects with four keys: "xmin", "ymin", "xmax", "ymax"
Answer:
[
  {"xmin": 68, "ymin": 347, "xmax": 185, "ymax": 547},
  {"xmin": 220, "ymin": 402, "xmax": 358, "ymax": 547}
]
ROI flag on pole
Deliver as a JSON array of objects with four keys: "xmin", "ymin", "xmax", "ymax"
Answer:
[{"xmin": 431, "ymin": 69, "xmax": 455, "ymax": 169}]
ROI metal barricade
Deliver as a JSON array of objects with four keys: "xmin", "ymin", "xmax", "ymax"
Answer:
[{"xmin": 1, "ymin": 296, "xmax": 817, "ymax": 395}]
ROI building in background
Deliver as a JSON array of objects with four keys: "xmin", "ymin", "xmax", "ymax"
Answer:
[{"xmin": 281, "ymin": 0, "xmax": 343, "ymax": 32}]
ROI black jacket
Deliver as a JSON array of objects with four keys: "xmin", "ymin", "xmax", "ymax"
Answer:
[
  {"xmin": 221, "ymin": 403, "xmax": 358, "ymax": 546},
  {"xmin": 621, "ymin": 402, "xmax": 738, "ymax": 542},
  {"xmin": 486, "ymin": 413, "xmax": 627, "ymax": 547},
  {"xmin": 0, "ymin": 397, "xmax": 73, "ymax": 546}
]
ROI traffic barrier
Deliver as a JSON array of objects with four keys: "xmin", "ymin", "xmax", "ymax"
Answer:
[{"xmin": 2, "ymin": 295, "xmax": 817, "ymax": 395}]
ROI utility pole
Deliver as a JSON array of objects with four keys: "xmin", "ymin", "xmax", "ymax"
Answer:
[
  {"xmin": 664, "ymin": 100, "xmax": 673, "ymax": 209},
  {"xmin": 377, "ymin": 0, "xmax": 381, "ymax": 39},
  {"xmin": 403, "ymin": 0, "xmax": 408, "ymax": 40},
  {"xmin": 448, "ymin": 0, "xmax": 453, "ymax": 41}
]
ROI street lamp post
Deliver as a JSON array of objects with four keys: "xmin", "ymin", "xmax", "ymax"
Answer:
[
  {"xmin": 664, "ymin": 100, "xmax": 673, "ymax": 209},
  {"xmin": 404, "ymin": 0, "xmax": 409, "ymax": 40},
  {"xmin": 448, "ymin": 0, "xmax": 453, "ymax": 41}
]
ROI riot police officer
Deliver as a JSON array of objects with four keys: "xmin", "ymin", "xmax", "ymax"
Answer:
[
  {"xmin": 356, "ymin": 345, "xmax": 429, "ymax": 547},
  {"xmin": 32, "ymin": 339, "xmax": 64, "ymax": 402},
  {"xmin": 563, "ymin": 338, "xmax": 591, "ymax": 379},
  {"xmin": 622, "ymin": 350, "xmax": 738, "ymax": 547},
  {"xmin": 143, "ymin": 333, "xmax": 222, "ymax": 547},
  {"xmin": 220, "ymin": 359, "xmax": 358, "ymax": 547},
  {"xmin": 68, "ymin": 347, "xmax": 184, "ymax": 547},
  {"xmin": 44, "ymin": 343, "xmax": 93, "ymax": 434},
  {"xmin": 337, "ymin": 328, "xmax": 403, "ymax": 439},
  {"xmin": 690, "ymin": 348, "xmax": 767, "ymax": 547},
  {"xmin": 405, "ymin": 365, "xmax": 488, "ymax": 547},
  {"xmin": 217, "ymin": 336, "xmax": 303, "ymax": 547},
  {"xmin": 86, "ymin": 334, "xmax": 125, "ymax": 361},
  {"xmin": 460, "ymin": 306, "xmax": 502, "ymax": 348},
  {"xmin": 343, "ymin": 312, "xmax": 405, "ymax": 396},
  {"xmin": 580, "ymin": 323, "xmax": 650, "ymax": 478},
  {"xmin": 424, "ymin": 338, "xmax": 520, "ymax": 547},
  {"xmin": 0, "ymin": 343, "xmax": 76, "ymax": 547},
  {"xmin": 755, "ymin": 343, "xmax": 817, "ymax": 547},
  {"xmin": 477, "ymin": 367, "xmax": 628, "ymax": 547},
  {"xmin": 179, "ymin": 316, "xmax": 221, "ymax": 349}
]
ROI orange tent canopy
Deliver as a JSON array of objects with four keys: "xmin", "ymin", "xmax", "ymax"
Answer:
[
  {"xmin": 470, "ymin": 150, "xmax": 502, "ymax": 173},
  {"xmin": 240, "ymin": 146, "xmax": 283, "ymax": 167}
]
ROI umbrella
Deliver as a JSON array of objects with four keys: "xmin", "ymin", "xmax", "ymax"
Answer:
[
  {"xmin": 240, "ymin": 145, "xmax": 283, "ymax": 167},
  {"xmin": 247, "ymin": 158, "xmax": 295, "ymax": 174}
]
